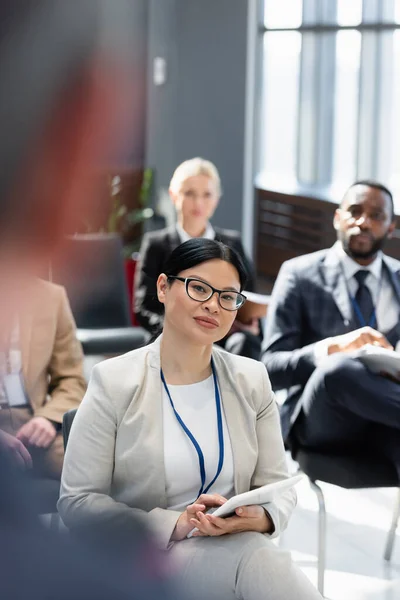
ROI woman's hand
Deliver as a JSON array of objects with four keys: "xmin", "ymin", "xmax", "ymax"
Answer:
[
  {"xmin": 171, "ymin": 494, "xmax": 228, "ymax": 541},
  {"xmin": 190, "ymin": 504, "xmax": 273, "ymax": 537}
]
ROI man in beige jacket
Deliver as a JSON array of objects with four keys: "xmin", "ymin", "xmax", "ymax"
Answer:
[{"xmin": 0, "ymin": 278, "xmax": 86, "ymax": 479}]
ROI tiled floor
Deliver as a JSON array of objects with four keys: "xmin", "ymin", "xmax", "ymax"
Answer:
[{"xmin": 280, "ymin": 474, "xmax": 400, "ymax": 599}]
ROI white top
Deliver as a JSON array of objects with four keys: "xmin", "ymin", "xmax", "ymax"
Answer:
[
  {"xmin": 335, "ymin": 242, "xmax": 398, "ymax": 332},
  {"xmin": 176, "ymin": 222, "xmax": 216, "ymax": 244},
  {"xmin": 0, "ymin": 320, "xmax": 23, "ymax": 405},
  {"xmin": 162, "ymin": 375, "xmax": 234, "ymax": 511}
]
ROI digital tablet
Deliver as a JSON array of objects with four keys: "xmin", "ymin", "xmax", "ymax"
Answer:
[{"xmin": 187, "ymin": 474, "xmax": 304, "ymax": 538}]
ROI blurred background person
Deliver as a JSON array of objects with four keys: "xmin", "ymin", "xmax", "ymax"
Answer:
[
  {"xmin": 134, "ymin": 157, "xmax": 261, "ymax": 359},
  {"xmin": 0, "ymin": 1, "xmax": 181, "ymax": 599},
  {"xmin": 0, "ymin": 278, "xmax": 85, "ymax": 479}
]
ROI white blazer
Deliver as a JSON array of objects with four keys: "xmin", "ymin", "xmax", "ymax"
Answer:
[{"xmin": 58, "ymin": 337, "xmax": 296, "ymax": 549}]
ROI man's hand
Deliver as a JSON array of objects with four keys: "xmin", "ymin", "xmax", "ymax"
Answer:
[
  {"xmin": 16, "ymin": 417, "xmax": 56, "ymax": 448},
  {"xmin": 327, "ymin": 327, "xmax": 393, "ymax": 355},
  {"xmin": 0, "ymin": 429, "xmax": 32, "ymax": 469},
  {"xmin": 171, "ymin": 494, "xmax": 228, "ymax": 541},
  {"xmin": 190, "ymin": 504, "xmax": 273, "ymax": 537}
]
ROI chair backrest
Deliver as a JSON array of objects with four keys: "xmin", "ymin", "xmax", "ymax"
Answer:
[
  {"xmin": 255, "ymin": 187, "xmax": 400, "ymax": 280},
  {"xmin": 295, "ymin": 448, "xmax": 399, "ymax": 489},
  {"xmin": 62, "ymin": 408, "xmax": 78, "ymax": 451},
  {"xmin": 52, "ymin": 234, "xmax": 131, "ymax": 328}
]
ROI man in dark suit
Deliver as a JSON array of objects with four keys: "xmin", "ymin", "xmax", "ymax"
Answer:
[
  {"xmin": 262, "ymin": 181, "xmax": 400, "ymax": 470},
  {"xmin": 134, "ymin": 158, "xmax": 261, "ymax": 359}
]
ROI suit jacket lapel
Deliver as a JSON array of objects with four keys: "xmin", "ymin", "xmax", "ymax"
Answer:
[
  {"xmin": 146, "ymin": 337, "xmax": 168, "ymax": 506},
  {"xmin": 212, "ymin": 350, "xmax": 249, "ymax": 495},
  {"xmin": 382, "ymin": 255, "xmax": 400, "ymax": 305},
  {"xmin": 322, "ymin": 247, "xmax": 353, "ymax": 324},
  {"xmin": 214, "ymin": 228, "xmax": 223, "ymax": 243}
]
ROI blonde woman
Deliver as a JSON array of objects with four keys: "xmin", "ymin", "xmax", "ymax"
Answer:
[{"xmin": 134, "ymin": 158, "xmax": 260, "ymax": 359}]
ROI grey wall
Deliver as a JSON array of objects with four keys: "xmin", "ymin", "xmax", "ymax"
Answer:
[
  {"xmin": 145, "ymin": 0, "xmax": 250, "ymax": 232},
  {"xmin": 129, "ymin": 0, "xmax": 148, "ymax": 165},
  {"xmin": 107, "ymin": 0, "xmax": 149, "ymax": 165}
]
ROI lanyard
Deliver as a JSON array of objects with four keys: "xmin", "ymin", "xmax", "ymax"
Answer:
[{"xmin": 160, "ymin": 359, "xmax": 224, "ymax": 501}]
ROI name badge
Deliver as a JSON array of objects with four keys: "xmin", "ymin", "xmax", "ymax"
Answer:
[{"xmin": 3, "ymin": 372, "xmax": 29, "ymax": 407}]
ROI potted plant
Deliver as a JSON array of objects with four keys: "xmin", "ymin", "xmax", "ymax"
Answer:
[
  {"xmin": 75, "ymin": 167, "xmax": 154, "ymax": 325},
  {"xmin": 107, "ymin": 168, "xmax": 154, "ymax": 257},
  {"xmin": 107, "ymin": 168, "xmax": 154, "ymax": 325}
]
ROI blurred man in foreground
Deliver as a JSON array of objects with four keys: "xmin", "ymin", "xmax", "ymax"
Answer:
[{"xmin": 0, "ymin": 2, "xmax": 179, "ymax": 599}]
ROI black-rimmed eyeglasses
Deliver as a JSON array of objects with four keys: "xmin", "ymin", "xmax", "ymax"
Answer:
[{"xmin": 167, "ymin": 276, "xmax": 246, "ymax": 311}]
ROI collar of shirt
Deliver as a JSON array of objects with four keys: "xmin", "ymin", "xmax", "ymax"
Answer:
[
  {"xmin": 334, "ymin": 241, "xmax": 382, "ymax": 284},
  {"xmin": 176, "ymin": 222, "xmax": 215, "ymax": 243}
]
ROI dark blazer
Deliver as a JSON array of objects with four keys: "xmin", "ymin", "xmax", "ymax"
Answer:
[
  {"xmin": 262, "ymin": 246, "xmax": 400, "ymax": 441},
  {"xmin": 134, "ymin": 225, "xmax": 256, "ymax": 332}
]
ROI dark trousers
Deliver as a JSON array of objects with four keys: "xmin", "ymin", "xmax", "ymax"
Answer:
[{"xmin": 292, "ymin": 355, "xmax": 400, "ymax": 471}]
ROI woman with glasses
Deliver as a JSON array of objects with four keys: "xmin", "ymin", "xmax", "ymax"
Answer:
[
  {"xmin": 59, "ymin": 238, "xmax": 322, "ymax": 600},
  {"xmin": 134, "ymin": 157, "xmax": 261, "ymax": 360}
]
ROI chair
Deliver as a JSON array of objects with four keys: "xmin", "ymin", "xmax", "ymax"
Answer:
[
  {"xmin": 26, "ymin": 476, "xmax": 60, "ymax": 530},
  {"xmin": 294, "ymin": 448, "xmax": 400, "ymax": 597},
  {"xmin": 62, "ymin": 408, "xmax": 77, "ymax": 451},
  {"xmin": 51, "ymin": 234, "xmax": 149, "ymax": 355}
]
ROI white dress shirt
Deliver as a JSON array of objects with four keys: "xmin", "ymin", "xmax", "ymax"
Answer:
[
  {"xmin": 163, "ymin": 375, "xmax": 234, "ymax": 511},
  {"xmin": 335, "ymin": 243, "xmax": 398, "ymax": 333},
  {"xmin": 176, "ymin": 222, "xmax": 216, "ymax": 244}
]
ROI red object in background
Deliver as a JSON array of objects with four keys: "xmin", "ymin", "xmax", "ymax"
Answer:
[{"xmin": 125, "ymin": 255, "xmax": 139, "ymax": 326}]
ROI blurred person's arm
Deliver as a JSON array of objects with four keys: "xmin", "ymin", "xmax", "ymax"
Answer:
[
  {"xmin": 35, "ymin": 286, "xmax": 86, "ymax": 423},
  {"xmin": 262, "ymin": 262, "xmax": 317, "ymax": 390},
  {"xmin": 58, "ymin": 365, "xmax": 182, "ymax": 550},
  {"xmin": 134, "ymin": 233, "xmax": 166, "ymax": 333},
  {"xmin": 0, "ymin": 429, "xmax": 32, "ymax": 469}
]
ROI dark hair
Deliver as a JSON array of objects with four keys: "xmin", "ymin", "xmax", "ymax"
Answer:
[
  {"xmin": 147, "ymin": 238, "xmax": 247, "ymax": 343},
  {"xmin": 342, "ymin": 180, "xmax": 395, "ymax": 219},
  {"xmin": 163, "ymin": 238, "xmax": 248, "ymax": 290}
]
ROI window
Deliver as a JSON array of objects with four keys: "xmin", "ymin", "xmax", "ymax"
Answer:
[
  {"xmin": 260, "ymin": 32, "xmax": 301, "ymax": 183},
  {"xmin": 260, "ymin": 0, "xmax": 400, "ymax": 208}
]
